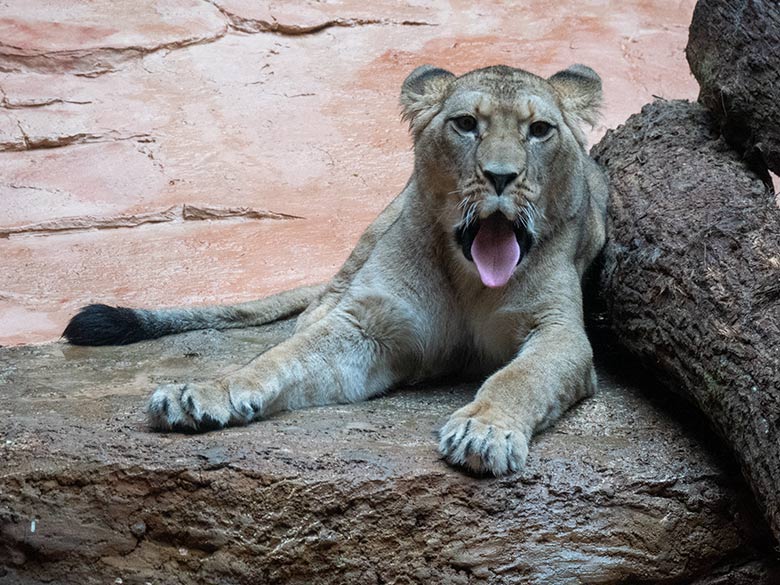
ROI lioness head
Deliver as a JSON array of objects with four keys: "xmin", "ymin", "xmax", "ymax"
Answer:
[{"xmin": 400, "ymin": 64, "xmax": 602, "ymax": 288}]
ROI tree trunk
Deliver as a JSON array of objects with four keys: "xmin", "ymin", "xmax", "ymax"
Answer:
[
  {"xmin": 592, "ymin": 99, "xmax": 780, "ymax": 542},
  {"xmin": 686, "ymin": 0, "xmax": 780, "ymax": 177}
]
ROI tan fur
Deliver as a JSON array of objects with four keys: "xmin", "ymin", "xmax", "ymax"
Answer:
[{"xmin": 148, "ymin": 64, "xmax": 608, "ymax": 476}]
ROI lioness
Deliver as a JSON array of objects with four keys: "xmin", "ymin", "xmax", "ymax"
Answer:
[{"xmin": 65, "ymin": 64, "xmax": 607, "ymax": 476}]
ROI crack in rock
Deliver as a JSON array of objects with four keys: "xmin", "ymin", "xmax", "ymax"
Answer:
[
  {"xmin": 207, "ymin": 1, "xmax": 435, "ymax": 35},
  {"xmin": 0, "ymin": 182, "xmax": 66, "ymax": 194},
  {"xmin": 181, "ymin": 204, "xmax": 302, "ymax": 221},
  {"xmin": 0, "ymin": 204, "xmax": 302, "ymax": 239},
  {"xmin": 0, "ymin": 81, "xmax": 94, "ymax": 109},
  {"xmin": 230, "ymin": 16, "xmax": 434, "ymax": 35},
  {"xmin": 1, "ymin": 96, "xmax": 93, "ymax": 109},
  {"xmin": 0, "ymin": 24, "xmax": 228, "ymax": 76},
  {"xmin": 0, "ymin": 128, "xmax": 154, "ymax": 152}
]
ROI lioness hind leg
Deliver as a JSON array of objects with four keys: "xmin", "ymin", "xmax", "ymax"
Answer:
[
  {"xmin": 147, "ymin": 294, "xmax": 418, "ymax": 431},
  {"xmin": 439, "ymin": 322, "xmax": 595, "ymax": 476}
]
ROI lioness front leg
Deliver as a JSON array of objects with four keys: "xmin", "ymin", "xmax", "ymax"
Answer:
[
  {"xmin": 439, "ymin": 319, "xmax": 596, "ymax": 476},
  {"xmin": 148, "ymin": 295, "xmax": 416, "ymax": 431}
]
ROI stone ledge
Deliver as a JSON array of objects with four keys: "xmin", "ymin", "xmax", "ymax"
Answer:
[{"xmin": 0, "ymin": 321, "xmax": 777, "ymax": 584}]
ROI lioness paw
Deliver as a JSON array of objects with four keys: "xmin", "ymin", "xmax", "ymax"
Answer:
[
  {"xmin": 147, "ymin": 382, "xmax": 242, "ymax": 431},
  {"xmin": 439, "ymin": 408, "xmax": 529, "ymax": 476},
  {"xmin": 147, "ymin": 375, "xmax": 275, "ymax": 432}
]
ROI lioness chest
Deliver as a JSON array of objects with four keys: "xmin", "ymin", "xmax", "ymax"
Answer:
[{"xmin": 460, "ymin": 288, "xmax": 534, "ymax": 375}]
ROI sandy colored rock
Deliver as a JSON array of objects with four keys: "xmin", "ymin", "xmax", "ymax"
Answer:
[
  {"xmin": 0, "ymin": 0, "xmax": 228, "ymax": 75},
  {"xmin": 0, "ymin": 0, "xmax": 700, "ymax": 345},
  {"xmin": 0, "ymin": 321, "xmax": 778, "ymax": 584}
]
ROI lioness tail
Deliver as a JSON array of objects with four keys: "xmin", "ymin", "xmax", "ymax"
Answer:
[{"xmin": 63, "ymin": 284, "xmax": 325, "ymax": 346}]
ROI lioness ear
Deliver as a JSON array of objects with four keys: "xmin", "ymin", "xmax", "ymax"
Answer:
[
  {"xmin": 400, "ymin": 65, "xmax": 455, "ymax": 136},
  {"xmin": 548, "ymin": 64, "xmax": 602, "ymax": 129}
]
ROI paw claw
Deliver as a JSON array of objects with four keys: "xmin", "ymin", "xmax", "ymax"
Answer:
[
  {"xmin": 439, "ymin": 406, "xmax": 529, "ymax": 476},
  {"xmin": 147, "ymin": 377, "xmax": 271, "ymax": 433},
  {"xmin": 147, "ymin": 382, "xmax": 231, "ymax": 432},
  {"xmin": 147, "ymin": 383, "xmax": 196, "ymax": 431},
  {"xmin": 228, "ymin": 391, "xmax": 258, "ymax": 422}
]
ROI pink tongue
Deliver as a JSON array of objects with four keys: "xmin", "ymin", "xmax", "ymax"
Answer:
[{"xmin": 471, "ymin": 214, "xmax": 521, "ymax": 288}]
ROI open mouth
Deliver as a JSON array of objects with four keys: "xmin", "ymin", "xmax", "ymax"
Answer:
[{"xmin": 455, "ymin": 212, "xmax": 534, "ymax": 288}]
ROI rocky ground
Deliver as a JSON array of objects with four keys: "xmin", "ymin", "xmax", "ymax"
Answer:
[
  {"xmin": 1, "ymin": 320, "xmax": 778, "ymax": 584},
  {"xmin": 0, "ymin": 0, "xmax": 701, "ymax": 345}
]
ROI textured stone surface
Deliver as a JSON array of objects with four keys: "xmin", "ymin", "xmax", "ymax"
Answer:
[
  {"xmin": 0, "ymin": 0, "xmax": 228, "ymax": 75},
  {"xmin": 1, "ymin": 320, "xmax": 778, "ymax": 584},
  {"xmin": 0, "ymin": 0, "xmax": 700, "ymax": 344}
]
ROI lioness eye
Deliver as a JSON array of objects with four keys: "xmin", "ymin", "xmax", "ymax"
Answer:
[
  {"xmin": 453, "ymin": 115, "xmax": 478, "ymax": 133},
  {"xmin": 529, "ymin": 121, "xmax": 553, "ymax": 138}
]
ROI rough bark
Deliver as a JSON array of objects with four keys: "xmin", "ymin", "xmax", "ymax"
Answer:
[
  {"xmin": 686, "ymin": 0, "xmax": 780, "ymax": 176},
  {"xmin": 592, "ymin": 99, "xmax": 780, "ymax": 543},
  {"xmin": 1, "ymin": 320, "xmax": 778, "ymax": 584}
]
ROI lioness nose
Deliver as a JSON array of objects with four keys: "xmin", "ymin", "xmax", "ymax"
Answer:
[{"xmin": 483, "ymin": 170, "xmax": 519, "ymax": 195}]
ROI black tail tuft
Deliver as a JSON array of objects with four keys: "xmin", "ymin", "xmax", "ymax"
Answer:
[{"xmin": 63, "ymin": 304, "xmax": 150, "ymax": 346}]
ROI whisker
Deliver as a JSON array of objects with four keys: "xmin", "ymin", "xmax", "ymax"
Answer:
[
  {"xmin": 464, "ymin": 200, "xmax": 480, "ymax": 227},
  {"xmin": 529, "ymin": 200, "xmax": 545, "ymax": 223},
  {"xmin": 515, "ymin": 200, "xmax": 542, "ymax": 242},
  {"xmin": 457, "ymin": 195, "xmax": 472, "ymax": 210}
]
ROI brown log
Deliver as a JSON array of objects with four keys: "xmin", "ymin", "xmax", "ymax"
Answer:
[
  {"xmin": 592, "ymin": 99, "xmax": 780, "ymax": 541},
  {"xmin": 686, "ymin": 0, "xmax": 780, "ymax": 176}
]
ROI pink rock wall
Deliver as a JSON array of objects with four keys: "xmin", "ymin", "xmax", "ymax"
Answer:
[{"xmin": 0, "ymin": 0, "xmax": 700, "ymax": 345}]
